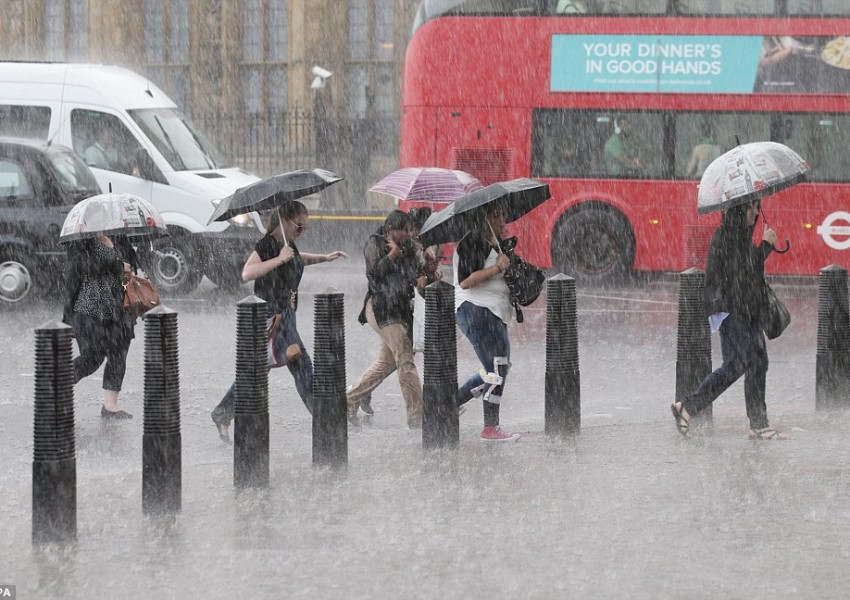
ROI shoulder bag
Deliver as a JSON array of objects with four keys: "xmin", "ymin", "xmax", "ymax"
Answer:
[
  {"xmin": 760, "ymin": 284, "xmax": 791, "ymax": 340},
  {"xmin": 123, "ymin": 273, "xmax": 160, "ymax": 316}
]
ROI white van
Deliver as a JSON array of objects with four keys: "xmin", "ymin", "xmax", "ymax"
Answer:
[{"xmin": 0, "ymin": 62, "xmax": 262, "ymax": 293}]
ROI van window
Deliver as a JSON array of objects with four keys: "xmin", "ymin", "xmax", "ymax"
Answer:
[
  {"xmin": 70, "ymin": 110, "xmax": 144, "ymax": 176},
  {"xmin": 0, "ymin": 105, "xmax": 52, "ymax": 140},
  {"xmin": 0, "ymin": 159, "xmax": 34, "ymax": 200},
  {"xmin": 129, "ymin": 108, "xmax": 230, "ymax": 171}
]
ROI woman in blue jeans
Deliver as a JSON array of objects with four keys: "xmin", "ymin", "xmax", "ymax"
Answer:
[
  {"xmin": 454, "ymin": 202, "xmax": 520, "ymax": 442},
  {"xmin": 210, "ymin": 201, "xmax": 347, "ymax": 443}
]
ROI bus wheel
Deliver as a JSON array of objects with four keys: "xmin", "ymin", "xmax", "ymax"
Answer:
[
  {"xmin": 553, "ymin": 208, "xmax": 634, "ymax": 281},
  {"xmin": 147, "ymin": 232, "xmax": 204, "ymax": 295}
]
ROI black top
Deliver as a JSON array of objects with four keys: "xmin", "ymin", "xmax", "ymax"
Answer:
[
  {"xmin": 253, "ymin": 233, "xmax": 304, "ymax": 310},
  {"xmin": 704, "ymin": 207, "xmax": 772, "ymax": 322},
  {"xmin": 63, "ymin": 236, "xmax": 137, "ymax": 329},
  {"xmin": 455, "ymin": 232, "xmax": 499, "ymax": 282},
  {"xmin": 360, "ymin": 230, "xmax": 420, "ymax": 328}
]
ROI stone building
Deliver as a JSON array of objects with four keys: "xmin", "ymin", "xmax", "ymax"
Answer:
[{"xmin": 0, "ymin": 0, "xmax": 418, "ymax": 208}]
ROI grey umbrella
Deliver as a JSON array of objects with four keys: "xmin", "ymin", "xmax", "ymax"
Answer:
[
  {"xmin": 417, "ymin": 178, "xmax": 550, "ymax": 247},
  {"xmin": 207, "ymin": 168, "xmax": 343, "ymax": 224}
]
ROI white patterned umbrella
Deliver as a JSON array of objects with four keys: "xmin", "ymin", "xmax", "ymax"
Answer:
[
  {"xmin": 59, "ymin": 193, "xmax": 167, "ymax": 242},
  {"xmin": 697, "ymin": 142, "xmax": 809, "ymax": 214}
]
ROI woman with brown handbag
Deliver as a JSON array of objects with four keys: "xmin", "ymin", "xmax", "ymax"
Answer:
[
  {"xmin": 210, "ymin": 200, "xmax": 347, "ymax": 443},
  {"xmin": 64, "ymin": 234, "xmax": 138, "ymax": 419}
]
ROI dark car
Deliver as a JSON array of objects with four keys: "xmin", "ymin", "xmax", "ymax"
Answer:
[{"xmin": 0, "ymin": 137, "xmax": 100, "ymax": 304}]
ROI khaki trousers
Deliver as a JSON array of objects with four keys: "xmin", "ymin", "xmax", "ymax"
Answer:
[{"xmin": 347, "ymin": 299, "xmax": 423, "ymax": 425}]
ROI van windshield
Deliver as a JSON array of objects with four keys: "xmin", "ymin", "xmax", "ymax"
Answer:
[
  {"xmin": 49, "ymin": 151, "xmax": 100, "ymax": 200},
  {"xmin": 128, "ymin": 108, "xmax": 231, "ymax": 171}
]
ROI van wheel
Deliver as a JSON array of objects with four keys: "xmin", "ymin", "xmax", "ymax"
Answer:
[
  {"xmin": 552, "ymin": 207, "xmax": 634, "ymax": 281},
  {"xmin": 205, "ymin": 263, "xmax": 244, "ymax": 290},
  {"xmin": 148, "ymin": 234, "xmax": 204, "ymax": 295},
  {"xmin": 0, "ymin": 249, "xmax": 36, "ymax": 304}
]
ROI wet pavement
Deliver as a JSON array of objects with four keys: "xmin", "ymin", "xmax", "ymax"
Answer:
[{"xmin": 1, "ymin": 264, "xmax": 848, "ymax": 599}]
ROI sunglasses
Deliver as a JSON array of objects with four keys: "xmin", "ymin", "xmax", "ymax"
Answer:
[{"xmin": 287, "ymin": 218, "xmax": 309, "ymax": 232}]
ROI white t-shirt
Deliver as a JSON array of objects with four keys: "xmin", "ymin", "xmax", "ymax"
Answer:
[{"xmin": 453, "ymin": 246, "xmax": 513, "ymax": 324}]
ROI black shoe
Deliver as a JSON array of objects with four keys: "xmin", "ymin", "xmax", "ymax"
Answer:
[
  {"xmin": 360, "ymin": 395, "xmax": 374, "ymax": 416},
  {"xmin": 101, "ymin": 406, "xmax": 133, "ymax": 420}
]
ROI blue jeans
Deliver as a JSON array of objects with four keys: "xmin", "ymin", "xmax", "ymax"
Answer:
[
  {"xmin": 212, "ymin": 305, "xmax": 313, "ymax": 425},
  {"xmin": 683, "ymin": 314, "xmax": 769, "ymax": 430},
  {"xmin": 456, "ymin": 301, "xmax": 510, "ymax": 427}
]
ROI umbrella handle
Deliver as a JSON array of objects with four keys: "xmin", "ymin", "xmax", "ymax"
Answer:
[{"xmin": 773, "ymin": 239, "xmax": 791, "ymax": 254}]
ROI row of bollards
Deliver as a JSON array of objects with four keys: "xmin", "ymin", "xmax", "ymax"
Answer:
[{"xmin": 33, "ymin": 263, "xmax": 848, "ymax": 542}]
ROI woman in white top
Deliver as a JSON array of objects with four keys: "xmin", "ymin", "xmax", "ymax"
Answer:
[{"xmin": 454, "ymin": 203, "xmax": 520, "ymax": 442}]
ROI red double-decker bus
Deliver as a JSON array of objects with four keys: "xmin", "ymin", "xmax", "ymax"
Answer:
[{"xmin": 400, "ymin": 1, "xmax": 850, "ymax": 278}]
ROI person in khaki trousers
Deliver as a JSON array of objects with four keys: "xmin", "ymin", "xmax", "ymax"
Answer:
[{"xmin": 347, "ymin": 210, "xmax": 426, "ymax": 428}]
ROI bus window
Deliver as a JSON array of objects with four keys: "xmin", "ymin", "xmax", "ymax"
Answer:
[
  {"xmin": 788, "ymin": 0, "xmax": 849, "ymax": 16},
  {"xmin": 532, "ymin": 110, "xmax": 664, "ymax": 179},
  {"xmin": 674, "ymin": 113, "xmax": 770, "ymax": 179},
  {"xmin": 675, "ymin": 0, "xmax": 774, "ymax": 15},
  {"xmin": 601, "ymin": 112, "xmax": 664, "ymax": 178},
  {"xmin": 786, "ymin": 115, "xmax": 850, "ymax": 182}
]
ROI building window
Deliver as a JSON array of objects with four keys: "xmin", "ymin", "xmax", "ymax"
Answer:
[
  {"xmin": 145, "ymin": 0, "xmax": 190, "ymax": 110},
  {"xmin": 241, "ymin": 0, "xmax": 289, "ymax": 115},
  {"xmin": 43, "ymin": 0, "xmax": 89, "ymax": 61},
  {"xmin": 346, "ymin": 0, "xmax": 399, "ymax": 151}
]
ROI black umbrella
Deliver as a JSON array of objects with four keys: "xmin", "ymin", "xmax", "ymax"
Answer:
[
  {"xmin": 417, "ymin": 178, "xmax": 550, "ymax": 247},
  {"xmin": 207, "ymin": 168, "xmax": 343, "ymax": 224}
]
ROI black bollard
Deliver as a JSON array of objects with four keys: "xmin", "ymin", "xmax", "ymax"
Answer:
[
  {"xmin": 675, "ymin": 268, "xmax": 712, "ymax": 421},
  {"xmin": 312, "ymin": 291, "xmax": 348, "ymax": 467},
  {"xmin": 142, "ymin": 305, "xmax": 182, "ymax": 515},
  {"xmin": 422, "ymin": 280, "xmax": 459, "ymax": 450},
  {"xmin": 233, "ymin": 295, "xmax": 270, "ymax": 488},
  {"xmin": 545, "ymin": 274, "xmax": 580, "ymax": 436},
  {"xmin": 816, "ymin": 264, "xmax": 850, "ymax": 411},
  {"xmin": 32, "ymin": 320, "xmax": 76, "ymax": 544}
]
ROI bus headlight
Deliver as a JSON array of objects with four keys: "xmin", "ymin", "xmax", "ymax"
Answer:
[{"xmin": 230, "ymin": 213, "xmax": 253, "ymax": 227}]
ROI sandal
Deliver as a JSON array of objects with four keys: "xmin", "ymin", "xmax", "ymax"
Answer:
[
  {"xmin": 671, "ymin": 403, "xmax": 690, "ymax": 438},
  {"xmin": 748, "ymin": 427, "xmax": 789, "ymax": 441}
]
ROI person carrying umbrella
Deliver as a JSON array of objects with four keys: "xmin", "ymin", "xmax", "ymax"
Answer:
[
  {"xmin": 416, "ymin": 177, "xmax": 550, "ymax": 441},
  {"xmin": 672, "ymin": 200, "xmax": 787, "ymax": 439},
  {"xmin": 672, "ymin": 141, "xmax": 807, "ymax": 440},
  {"xmin": 61, "ymin": 195, "xmax": 167, "ymax": 420},
  {"xmin": 210, "ymin": 200, "xmax": 348, "ymax": 443},
  {"xmin": 346, "ymin": 210, "xmax": 426, "ymax": 429},
  {"xmin": 453, "ymin": 202, "xmax": 521, "ymax": 442}
]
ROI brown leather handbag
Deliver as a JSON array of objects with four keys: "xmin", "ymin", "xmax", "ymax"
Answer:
[{"xmin": 123, "ymin": 274, "xmax": 160, "ymax": 316}]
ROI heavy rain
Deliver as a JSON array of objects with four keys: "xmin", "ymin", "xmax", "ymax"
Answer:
[{"xmin": 2, "ymin": 1, "xmax": 850, "ymax": 599}]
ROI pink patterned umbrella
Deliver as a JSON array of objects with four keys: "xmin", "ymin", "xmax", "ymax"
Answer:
[{"xmin": 369, "ymin": 167, "xmax": 483, "ymax": 203}]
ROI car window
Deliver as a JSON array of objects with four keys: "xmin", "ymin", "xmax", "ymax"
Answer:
[
  {"xmin": 0, "ymin": 159, "xmax": 34, "ymax": 201},
  {"xmin": 49, "ymin": 152, "xmax": 100, "ymax": 198}
]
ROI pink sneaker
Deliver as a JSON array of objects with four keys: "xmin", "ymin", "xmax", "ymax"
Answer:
[{"xmin": 480, "ymin": 426, "xmax": 521, "ymax": 442}]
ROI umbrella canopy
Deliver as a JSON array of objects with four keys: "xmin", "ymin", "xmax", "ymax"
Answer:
[
  {"xmin": 417, "ymin": 178, "xmax": 550, "ymax": 247},
  {"xmin": 368, "ymin": 167, "xmax": 483, "ymax": 203},
  {"xmin": 59, "ymin": 192, "xmax": 167, "ymax": 243},
  {"xmin": 208, "ymin": 168, "xmax": 343, "ymax": 224},
  {"xmin": 697, "ymin": 142, "xmax": 809, "ymax": 214}
]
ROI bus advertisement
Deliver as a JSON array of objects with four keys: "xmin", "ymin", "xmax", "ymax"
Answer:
[{"xmin": 399, "ymin": 1, "xmax": 850, "ymax": 279}]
